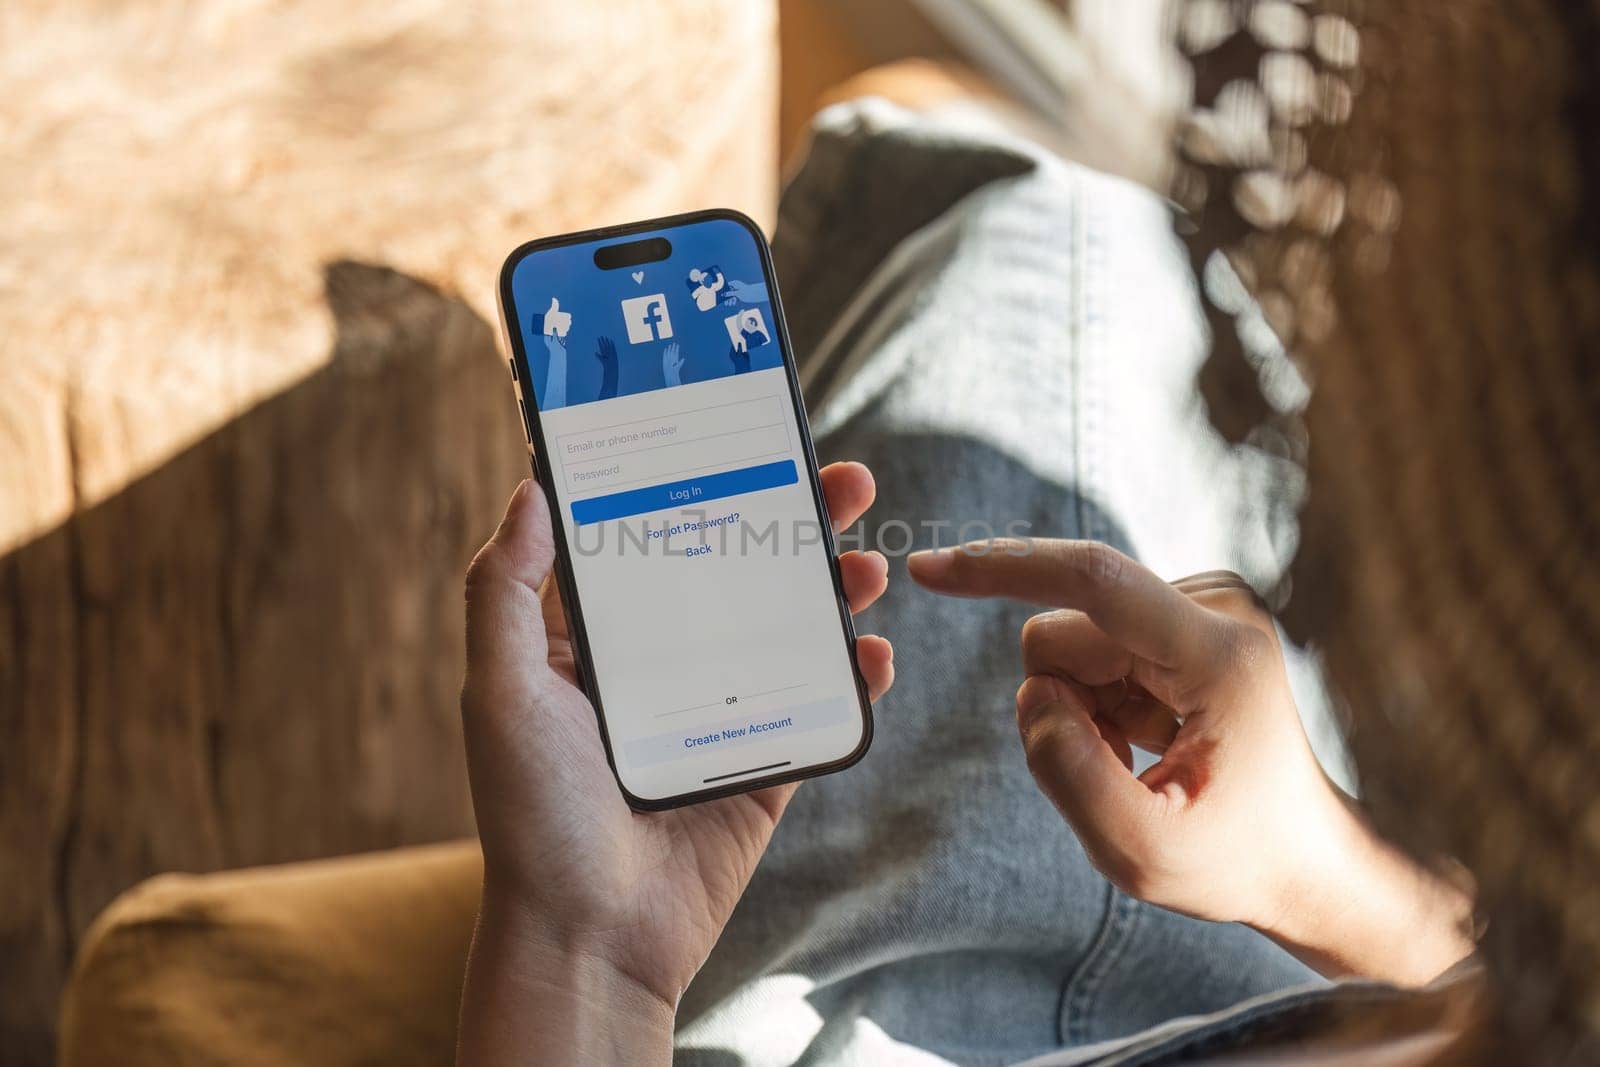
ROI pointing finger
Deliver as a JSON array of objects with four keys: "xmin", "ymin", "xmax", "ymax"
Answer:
[{"xmin": 910, "ymin": 539, "xmax": 1220, "ymax": 671}]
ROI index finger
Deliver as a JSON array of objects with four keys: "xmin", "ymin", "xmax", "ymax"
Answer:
[
  {"xmin": 908, "ymin": 539, "xmax": 1216, "ymax": 669},
  {"xmin": 818, "ymin": 461, "xmax": 876, "ymax": 534}
]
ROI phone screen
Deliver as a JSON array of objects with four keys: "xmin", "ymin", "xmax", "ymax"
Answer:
[{"xmin": 500, "ymin": 212, "xmax": 871, "ymax": 806}]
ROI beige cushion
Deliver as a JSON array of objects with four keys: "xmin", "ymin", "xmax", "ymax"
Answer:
[{"xmin": 59, "ymin": 842, "xmax": 483, "ymax": 1067}]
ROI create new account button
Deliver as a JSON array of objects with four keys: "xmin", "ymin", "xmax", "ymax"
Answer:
[
  {"xmin": 623, "ymin": 695, "xmax": 856, "ymax": 768},
  {"xmin": 569, "ymin": 459, "xmax": 798, "ymax": 525}
]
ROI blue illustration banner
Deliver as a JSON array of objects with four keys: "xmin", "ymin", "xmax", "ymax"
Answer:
[{"xmin": 510, "ymin": 216, "xmax": 783, "ymax": 411}]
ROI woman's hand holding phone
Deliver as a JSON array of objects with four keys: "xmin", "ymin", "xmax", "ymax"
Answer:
[
  {"xmin": 458, "ymin": 463, "xmax": 893, "ymax": 1066},
  {"xmin": 908, "ymin": 539, "xmax": 1478, "ymax": 989}
]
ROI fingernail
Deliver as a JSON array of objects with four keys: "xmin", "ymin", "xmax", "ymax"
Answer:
[
  {"xmin": 1016, "ymin": 675, "xmax": 1064, "ymax": 717},
  {"xmin": 907, "ymin": 548, "xmax": 954, "ymax": 579},
  {"xmin": 501, "ymin": 479, "xmax": 533, "ymax": 528}
]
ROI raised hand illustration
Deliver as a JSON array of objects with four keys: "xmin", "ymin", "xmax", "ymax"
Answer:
[
  {"xmin": 540, "ymin": 332, "xmax": 568, "ymax": 409},
  {"xmin": 728, "ymin": 344, "xmax": 750, "ymax": 375},
  {"xmin": 594, "ymin": 335, "xmax": 619, "ymax": 401},
  {"xmin": 720, "ymin": 278, "xmax": 768, "ymax": 306},
  {"xmin": 661, "ymin": 341, "xmax": 685, "ymax": 387}
]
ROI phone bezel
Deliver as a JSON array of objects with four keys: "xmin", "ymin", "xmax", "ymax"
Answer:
[{"xmin": 495, "ymin": 208, "xmax": 875, "ymax": 811}]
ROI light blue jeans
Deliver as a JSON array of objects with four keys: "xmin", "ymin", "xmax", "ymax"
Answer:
[{"xmin": 674, "ymin": 101, "xmax": 1351, "ymax": 1067}]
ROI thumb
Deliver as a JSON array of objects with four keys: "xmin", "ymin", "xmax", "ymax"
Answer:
[
  {"xmin": 1015, "ymin": 675, "xmax": 1161, "ymax": 887},
  {"xmin": 546, "ymin": 296, "xmax": 560, "ymax": 314},
  {"xmin": 463, "ymin": 480, "xmax": 557, "ymax": 708}
]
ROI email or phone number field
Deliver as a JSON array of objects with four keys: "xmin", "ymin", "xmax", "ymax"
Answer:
[{"xmin": 556, "ymin": 396, "xmax": 791, "ymax": 496}]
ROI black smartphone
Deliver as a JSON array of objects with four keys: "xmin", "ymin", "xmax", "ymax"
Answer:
[{"xmin": 496, "ymin": 209, "xmax": 874, "ymax": 810}]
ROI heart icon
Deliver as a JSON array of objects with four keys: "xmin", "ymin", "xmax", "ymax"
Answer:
[{"xmin": 631, "ymin": 270, "xmax": 645, "ymax": 284}]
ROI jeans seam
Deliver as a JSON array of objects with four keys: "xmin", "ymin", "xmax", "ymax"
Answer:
[
  {"xmin": 1080, "ymin": 168, "xmax": 1112, "ymax": 546},
  {"xmin": 1103, "ymin": 984, "xmax": 1411, "ymax": 1066},
  {"xmin": 1067, "ymin": 164, "xmax": 1090, "ymax": 545},
  {"xmin": 1058, "ymin": 885, "xmax": 1141, "ymax": 1045}
]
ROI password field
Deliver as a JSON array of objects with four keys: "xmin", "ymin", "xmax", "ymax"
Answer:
[{"xmin": 564, "ymin": 422, "xmax": 790, "ymax": 494}]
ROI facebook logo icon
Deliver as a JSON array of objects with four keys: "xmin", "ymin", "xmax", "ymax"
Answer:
[{"xmin": 621, "ymin": 293, "xmax": 674, "ymax": 344}]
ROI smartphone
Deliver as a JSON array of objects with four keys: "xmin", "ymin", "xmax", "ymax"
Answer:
[{"xmin": 496, "ymin": 209, "xmax": 873, "ymax": 810}]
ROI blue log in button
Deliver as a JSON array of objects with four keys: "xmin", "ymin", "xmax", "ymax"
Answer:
[{"xmin": 570, "ymin": 459, "xmax": 798, "ymax": 525}]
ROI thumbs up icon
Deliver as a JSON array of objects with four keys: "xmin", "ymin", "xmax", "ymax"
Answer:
[{"xmin": 539, "ymin": 297, "xmax": 573, "ymax": 339}]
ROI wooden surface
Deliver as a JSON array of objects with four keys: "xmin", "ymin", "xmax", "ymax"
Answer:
[{"xmin": 0, "ymin": 2, "xmax": 777, "ymax": 1060}]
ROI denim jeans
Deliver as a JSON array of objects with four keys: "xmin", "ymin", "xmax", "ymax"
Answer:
[{"xmin": 673, "ymin": 101, "xmax": 1353, "ymax": 1067}]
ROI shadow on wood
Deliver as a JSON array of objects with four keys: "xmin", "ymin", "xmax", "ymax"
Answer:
[{"xmin": 0, "ymin": 261, "xmax": 524, "ymax": 1063}]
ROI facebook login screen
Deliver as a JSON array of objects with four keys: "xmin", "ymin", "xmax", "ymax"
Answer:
[{"xmin": 507, "ymin": 216, "xmax": 868, "ymax": 802}]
